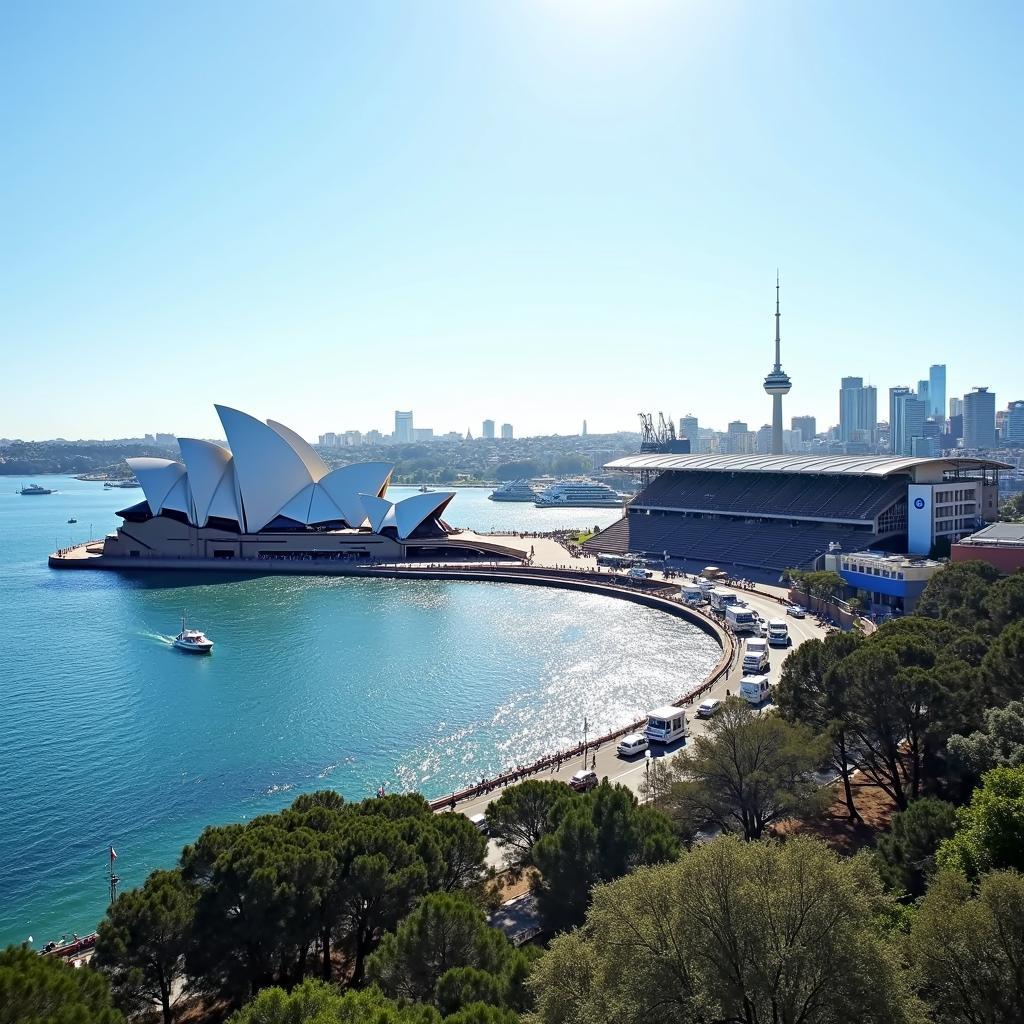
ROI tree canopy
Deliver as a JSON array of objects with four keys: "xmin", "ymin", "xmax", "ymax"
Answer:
[
  {"xmin": 910, "ymin": 869, "xmax": 1024, "ymax": 1024},
  {"xmin": 937, "ymin": 766, "xmax": 1024, "ymax": 878},
  {"xmin": 483, "ymin": 779, "xmax": 569, "ymax": 869},
  {"xmin": 531, "ymin": 781, "xmax": 678, "ymax": 932},
  {"xmin": 874, "ymin": 797, "xmax": 958, "ymax": 899},
  {"xmin": 659, "ymin": 699, "xmax": 829, "ymax": 840},
  {"xmin": 0, "ymin": 945, "xmax": 122, "ymax": 1024},
  {"xmin": 95, "ymin": 868, "xmax": 195, "ymax": 1024},
  {"xmin": 530, "ymin": 835, "xmax": 923, "ymax": 1024}
]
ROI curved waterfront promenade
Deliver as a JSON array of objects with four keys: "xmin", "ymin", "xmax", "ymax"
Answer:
[{"xmin": 50, "ymin": 540, "xmax": 734, "ymax": 810}]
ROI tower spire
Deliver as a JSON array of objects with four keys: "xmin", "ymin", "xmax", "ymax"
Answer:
[{"xmin": 774, "ymin": 271, "xmax": 781, "ymax": 371}]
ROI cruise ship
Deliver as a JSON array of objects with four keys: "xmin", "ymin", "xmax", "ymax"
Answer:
[
  {"xmin": 534, "ymin": 479, "xmax": 624, "ymax": 508},
  {"xmin": 488, "ymin": 480, "xmax": 537, "ymax": 502}
]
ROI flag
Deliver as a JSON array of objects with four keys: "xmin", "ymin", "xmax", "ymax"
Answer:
[{"xmin": 109, "ymin": 847, "xmax": 117, "ymax": 861}]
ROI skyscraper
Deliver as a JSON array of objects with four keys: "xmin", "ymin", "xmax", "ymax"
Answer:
[
  {"xmin": 394, "ymin": 410, "xmax": 413, "ymax": 443},
  {"xmin": 500, "ymin": 423, "xmax": 513, "ymax": 440},
  {"xmin": 1006, "ymin": 401, "xmax": 1024, "ymax": 445},
  {"xmin": 889, "ymin": 388, "xmax": 926, "ymax": 456},
  {"xmin": 949, "ymin": 396, "xmax": 964, "ymax": 419},
  {"xmin": 482, "ymin": 419, "xmax": 495, "ymax": 440},
  {"xmin": 680, "ymin": 414, "xmax": 699, "ymax": 439},
  {"xmin": 762, "ymin": 276, "xmax": 792, "ymax": 456},
  {"xmin": 917, "ymin": 380, "xmax": 930, "ymax": 412},
  {"xmin": 963, "ymin": 388, "xmax": 997, "ymax": 449},
  {"xmin": 929, "ymin": 364, "xmax": 946, "ymax": 419},
  {"xmin": 791, "ymin": 415, "xmax": 816, "ymax": 441},
  {"xmin": 839, "ymin": 378, "xmax": 877, "ymax": 444}
]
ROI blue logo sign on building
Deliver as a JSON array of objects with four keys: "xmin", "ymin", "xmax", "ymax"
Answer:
[{"xmin": 914, "ymin": 497, "xmax": 926, "ymax": 510}]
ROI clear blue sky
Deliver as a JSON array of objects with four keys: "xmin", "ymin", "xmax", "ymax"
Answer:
[{"xmin": 1, "ymin": 1, "xmax": 1021, "ymax": 441}]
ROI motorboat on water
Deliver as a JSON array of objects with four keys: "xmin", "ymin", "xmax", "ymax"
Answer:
[
  {"xmin": 418, "ymin": 484, "xmax": 432, "ymax": 492},
  {"xmin": 488, "ymin": 479, "xmax": 538, "ymax": 502},
  {"xmin": 19, "ymin": 483, "xmax": 56, "ymax": 495},
  {"xmin": 173, "ymin": 612, "xmax": 214, "ymax": 654},
  {"xmin": 534, "ymin": 479, "xmax": 624, "ymax": 508},
  {"xmin": 67, "ymin": 517, "xmax": 77, "ymax": 524}
]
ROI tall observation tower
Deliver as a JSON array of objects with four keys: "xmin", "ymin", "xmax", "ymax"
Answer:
[{"xmin": 763, "ymin": 274, "xmax": 792, "ymax": 456}]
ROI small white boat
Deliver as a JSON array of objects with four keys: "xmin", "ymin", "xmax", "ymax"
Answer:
[{"xmin": 173, "ymin": 612, "xmax": 213, "ymax": 654}]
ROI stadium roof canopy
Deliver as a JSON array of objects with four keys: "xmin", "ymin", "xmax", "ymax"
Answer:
[{"xmin": 604, "ymin": 453, "xmax": 1011, "ymax": 478}]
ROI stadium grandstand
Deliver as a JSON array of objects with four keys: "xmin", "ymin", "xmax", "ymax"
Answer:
[{"xmin": 584, "ymin": 453, "xmax": 1008, "ymax": 579}]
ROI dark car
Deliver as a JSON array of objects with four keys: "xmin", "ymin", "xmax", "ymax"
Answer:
[{"xmin": 570, "ymin": 769, "xmax": 599, "ymax": 792}]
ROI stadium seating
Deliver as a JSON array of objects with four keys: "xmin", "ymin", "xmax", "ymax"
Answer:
[
  {"xmin": 584, "ymin": 510, "xmax": 874, "ymax": 572},
  {"xmin": 631, "ymin": 470, "xmax": 905, "ymax": 524}
]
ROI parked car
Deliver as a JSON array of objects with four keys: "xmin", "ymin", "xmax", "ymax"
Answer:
[
  {"xmin": 787, "ymin": 604, "xmax": 806, "ymax": 618},
  {"xmin": 467, "ymin": 812, "xmax": 489, "ymax": 835},
  {"xmin": 570, "ymin": 769, "xmax": 599, "ymax": 792},
  {"xmin": 627, "ymin": 567, "xmax": 653, "ymax": 579},
  {"xmin": 696, "ymin": 698, "xmax": 722, "ymax": 718},
  {"xmin": 617, "ymin": 733, "xmax": 649, "ymax": 757}
]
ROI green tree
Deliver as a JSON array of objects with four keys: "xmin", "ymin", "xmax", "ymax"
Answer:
[
  {"xmin": 227, "ymin": 979, "xmax": 441, "ymax": 1024},
  {"xmin": 917, "ymin": 559, "xmax": 1002, "ymax": 628},
  {"xmin": 423, "ymin": 813, "xmax": 489, "ymax": 893},
  {"xmin": 483, "ymin": 780, "xmax": 569, "ymax": 869},
  {"xmin": 531, "ymin": 781, "xmax": 678, "ymax": 932},
  {"xmin": 937, "ymin": 766, "xmax": 1024, "ymax": 878},
  {"xmin": 95, "ymin": 868, "xmax": 196, "ymax": 1024},
  {"xmin": 775, "ymin": 631, "xmax": 865, "ymax": 820},
  {"xmin": 874, "ymin": 797, "xmax": 958, "ymax": 899},
  {"xmin": 365, "ymin": 893, "xmax": 513, "ymax": 1006},
  {"xmin": 981, "ymin": 619, "xmax": 1024, "ymax": 704},
  {"xmin": 948, "ymin": 699, "xmax": 1024, "ymax": 783},
  {"xmin": 983, "ymin": 572, "xmax": 1024, "ymax": 634},
  {"xmin": 530, "ymin": 836, "xmax": 923, "ymax": 1024},
  {"xmin": 910, "ymin": 869, "xmax": 1024, "ymax": 1024},
  {"xmin": 841, "ymin": 618, "xmax": 979, "ymax": 808},
  {"xmin": 0, "ymin": 945, "xmax": 122, "ymax": 1024},
  {"xmin": 660, "ymin": 699, "xmax": 829, "ymax": 841}
]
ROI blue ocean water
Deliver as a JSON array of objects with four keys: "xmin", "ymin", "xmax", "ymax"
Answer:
[{"xmin": 0, "ymin": 478, "xmax": 718, "ymax": 946}]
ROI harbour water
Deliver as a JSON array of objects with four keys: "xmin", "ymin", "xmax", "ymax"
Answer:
[{"xmin": 0, "ymin": 477, "xmax": 719, "ymax": 946}]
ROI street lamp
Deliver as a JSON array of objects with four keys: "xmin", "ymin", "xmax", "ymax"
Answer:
[{"xmin": 644, "ymin": 749, "xmax": 652, "ymax": 798}]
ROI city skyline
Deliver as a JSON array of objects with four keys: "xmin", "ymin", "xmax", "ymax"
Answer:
[{"xmin": 2, "ymin": 3, "xmax": 1021, "ymax": 440}]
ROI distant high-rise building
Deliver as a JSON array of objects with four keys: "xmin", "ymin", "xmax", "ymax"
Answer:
[
  {"xmin": 762, "ymin": 276, "xmax": 792, "ymax": 456},
  {"xmin": 318, "ymin": 432, "xmax": 338, "ymax": 448},
  {"xmin": 756, "ymin": 424, "xmax": 773, "ymax": 454},
  {"xmin": 929, "ymin": 365, "xmax": 946, "ymax": 419},
  {"xmin": 679, "ymin": 415, "xmax": 698, "ymax": 441},
  {"xmin": 725, "ymin": 421, "xmax": 755, "ymax": 454},
  {"xmin": 412, "ymin": 428, "xmax": 434, "ymax": 442},
  {"xmin": 581, "ymin": 420, "xmax": 587, "ymax": 437},
  {"xmin": 1006, "ymin": 401, "xmax": 1024, "ymax": 445},
  {"xmin": 890, "ymin": 388, "xmax": 927, "ymax": 456},
  {"xmin": 791, "ymin": 415, "xmax": 816, "ymax": 441},
  {"xmin": 963, "ymin": 387, "xmax": 997, "ymax": 449},
  {"xmin": 948, "ymin": 416, "xmax": 963, "ymax": 444},
  {"xmin": 949, "ymin": 396, "xmax": 964, "ymax": 419},
  {"xmin": 500, "ymin": 423, "xmax": 513, "ymax": 440},
  {"xmin": 839, "ymin": 378, "xmax": 877, "ymax": 444},
  {"xmin": 917, "ymin": 380, "xmax": 930, "ymax": 412},
  {"xmin": 394, "ymin": 410, "xmax": 413, "ymax": 443},
  {"xmin": 482, "ymin": 419, "xmax": 495, "ymax": 440}
]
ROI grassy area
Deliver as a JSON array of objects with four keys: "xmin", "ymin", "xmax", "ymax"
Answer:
[{"xmin": 573, "ymin": 530, "xmax": 596, "ymax": 545}]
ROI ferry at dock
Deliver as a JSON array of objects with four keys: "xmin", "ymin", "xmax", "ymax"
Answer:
[
  {"xmin": 488, "ymin": 479, "xmax": 538, "ymax": 502},
  {"xmin": 534, "ymin": 479, "xmax": 624, "ymax": 508}
]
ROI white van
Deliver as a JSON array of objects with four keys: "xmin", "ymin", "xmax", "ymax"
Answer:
[
  {"xmin": 726, "ymin": 605, "xmax": 758, "ymax": 634},
  {"xmin": 739, "ymin": 674, "xmax": 772, "ymax": 705},
  {"xmin": 680, "ymin": 583, "xmax": 706, "ymax": 605},
  {"xmin": 743, "ymin": 639, "xmax": 770, "ymax": 674},
  {"xmin": 767, "ymin": 619, "xmax": 791, "ymax": 647},
  {"xmin": 709, "ymin": 587, "xmax": 737, "ymax": 612},
  {"xmin": 644, "ymin": 705, "xmax": 688, "ymax": 744},
  {"xmin": 616, "ymin": 732, "xmax": 649, "ymax": 757}
]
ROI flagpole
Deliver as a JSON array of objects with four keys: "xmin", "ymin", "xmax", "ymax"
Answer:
[{"xmin": 108, "ymin": 846, "xmax": 119, "ymax": 905}]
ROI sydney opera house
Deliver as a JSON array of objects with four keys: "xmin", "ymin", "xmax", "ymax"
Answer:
[{"xmin": 95, "ymin": 406, "xmax": 511, "ymax": 565}]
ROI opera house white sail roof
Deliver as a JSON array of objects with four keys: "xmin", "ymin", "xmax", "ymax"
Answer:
[{"xmin": 125, "ymin": 406, "xmax": 455, "ymax": 540}]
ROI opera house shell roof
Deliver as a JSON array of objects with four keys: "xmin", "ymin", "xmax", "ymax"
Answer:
[{"xmin": 123, "ymin": 405, "xmax": 455, "ymax": 540}]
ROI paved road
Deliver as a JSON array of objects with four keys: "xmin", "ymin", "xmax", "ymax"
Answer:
[{"xmin": 436, "ymin": 576, "xmax": 825, "ymax": 869}]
